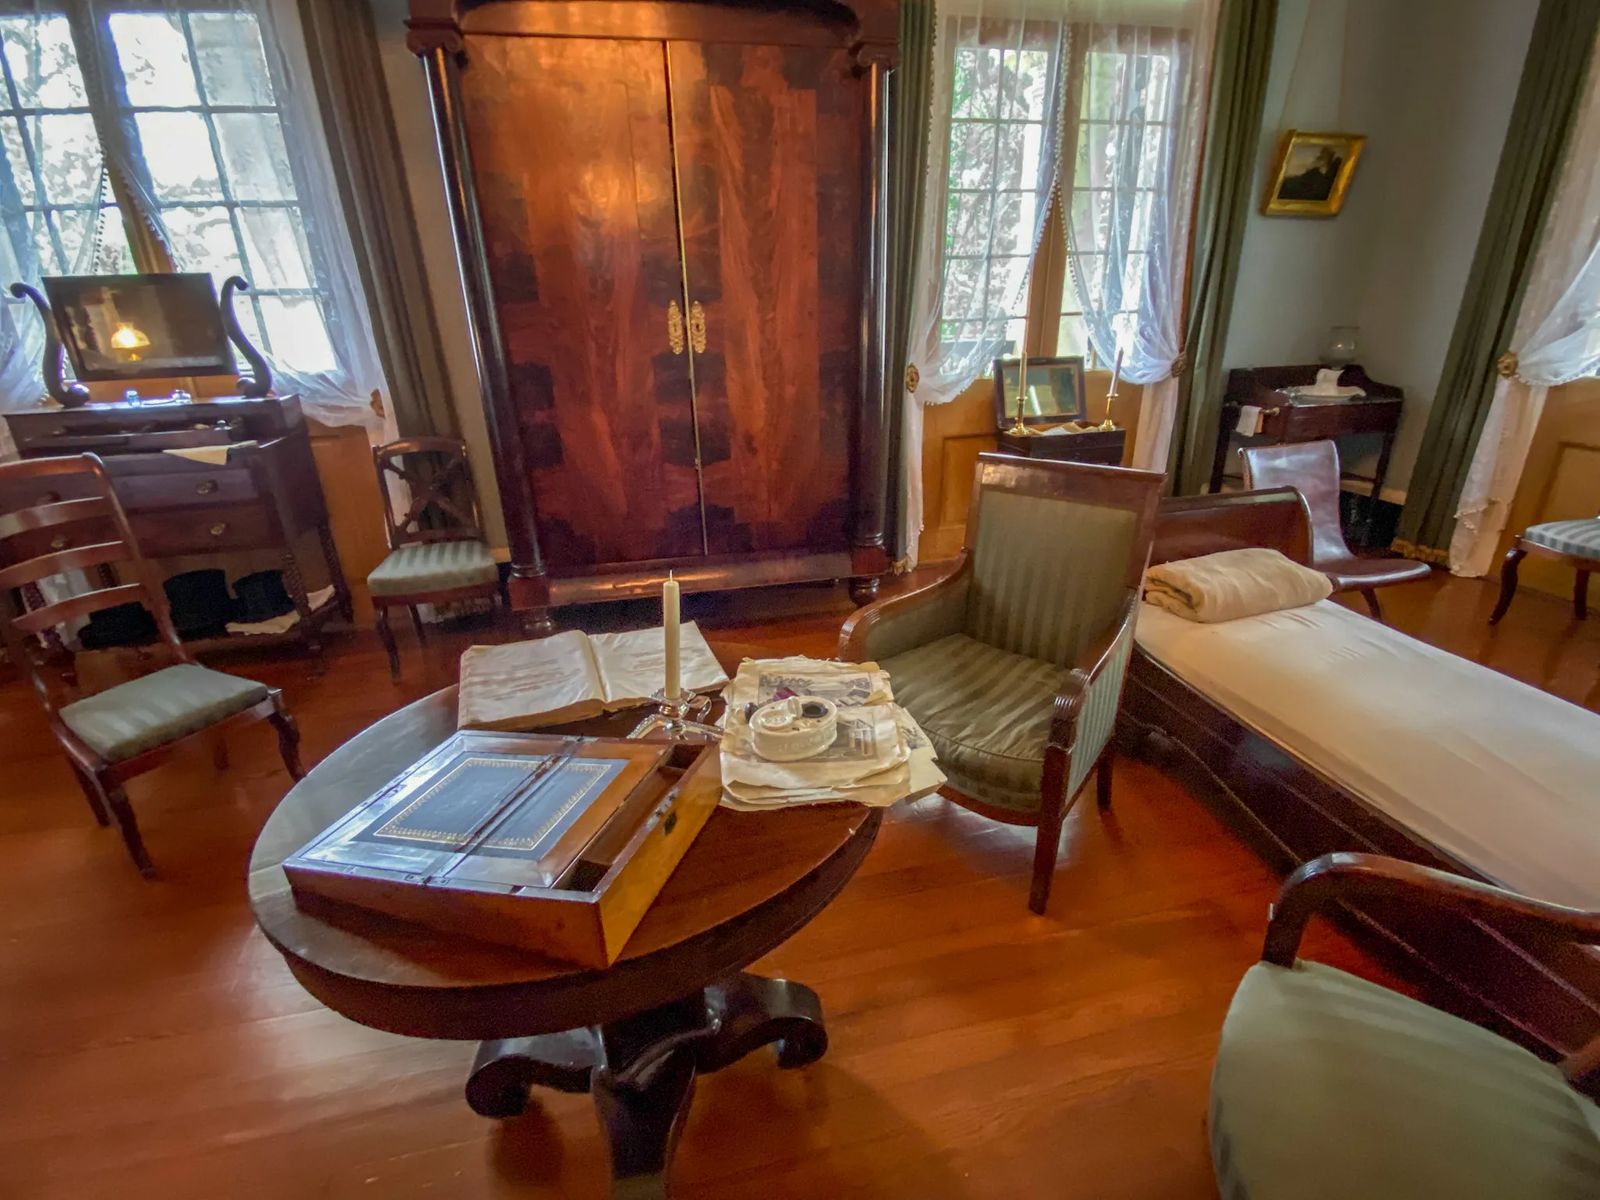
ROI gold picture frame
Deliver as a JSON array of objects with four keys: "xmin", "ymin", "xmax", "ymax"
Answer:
[{"xmin": 1262, "ymin": 130, "xmax": 1366, "ymax": 217}]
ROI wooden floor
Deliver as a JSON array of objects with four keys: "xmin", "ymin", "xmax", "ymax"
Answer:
[{"xmin": 2, "ymin": 570, "xmax": 1596, "ymax": 1199}]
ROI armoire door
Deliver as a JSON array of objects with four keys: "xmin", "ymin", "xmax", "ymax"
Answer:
[
  {"xmin": 460, "ymin": 36, "xmax": 705, "ymax": 569},
  {"xmin": 668, "ymin": 42, "xmax": 864, "ymax": 555}
]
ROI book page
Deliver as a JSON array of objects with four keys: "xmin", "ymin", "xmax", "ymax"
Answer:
[
  {"xmin": 590, "ymin": 622, "xmax": 728, "ymax": 708},
  {"xmin": 456, "ymin": 632, "xmax": 606, "ymax": 730}
]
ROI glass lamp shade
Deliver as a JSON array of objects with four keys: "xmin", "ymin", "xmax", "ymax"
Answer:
[{"xmin": 1323, "ymin": 325, "xmax": 1359, "ymax": 367}]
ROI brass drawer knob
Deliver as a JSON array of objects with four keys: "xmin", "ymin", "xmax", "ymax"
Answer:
[
  {"xmin": 195, "ymin": 479, "xmax": 219, "ymax": 496},
  {"xmin": 209, "ymin": 522, "xmax": 229, "ymax": 537},
  {"xmin": 50, "ymin": 534, "xmax": 69, "ymax": 551}
]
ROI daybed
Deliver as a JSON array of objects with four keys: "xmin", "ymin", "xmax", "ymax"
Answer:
[{"xmin": 1122, "ymin": 489, "xmax": 1600, "ymax": 1065}]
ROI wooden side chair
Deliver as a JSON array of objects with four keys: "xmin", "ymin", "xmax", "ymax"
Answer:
[
  {"xmin": 839, "ymin": 453, "xmax": 1163, "ymax": 914},
  {"xmin": 0, "ymin": 454, "xmax": 302, "ymax": 877},
  {"xmin": 369, "ymin": 437, "xmax": 502, "ymax": 680},
  {"xmin": 1239, "ymin": 439, "xmax": 1430, "ymax": 621},
  {"xmin": 1211, "ymin": 852, "xmax": 1600, "ymax": 1198},
  {"xmin": 1489, "ymin": 518, "xmax": 1600, "ymax": 625}
]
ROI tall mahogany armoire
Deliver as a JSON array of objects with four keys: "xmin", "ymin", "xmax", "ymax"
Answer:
[{"xmin": 406, "ymin": 0, "xmax": 899, "ymax": 632}]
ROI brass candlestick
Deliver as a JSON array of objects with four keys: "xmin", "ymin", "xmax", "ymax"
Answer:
[
  {"xmin": 629, "ymin": 689, "xmax": 721, "ymax": 742},
  {"xmin": 1008, "ymin": 353, "xmax": 1031, "ymax": 436}
]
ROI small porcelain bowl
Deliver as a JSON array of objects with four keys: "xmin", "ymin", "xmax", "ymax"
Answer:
[{"xmin": 749, "ymin": 696, "xmax": 838, "ymax": 761}]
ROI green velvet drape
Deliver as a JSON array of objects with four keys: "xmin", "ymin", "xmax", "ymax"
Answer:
[
  {"xmin": 1169, "ymin": 0, "xmax": 1278, "ymax": 495},
  {"xmin": 297, "ymin": 0, "xmax": 460, "ymax": 439},
  {"xmin": 885, "ymin": 0, "xmax": 935, "ymax": 563},
  {"xmin": 1393, "ymin": 0, "xmax": 1600, "ymax": 562}
]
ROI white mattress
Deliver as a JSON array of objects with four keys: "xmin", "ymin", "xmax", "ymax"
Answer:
[{"xmin": 1134, "ymin": 599, "xmax": 1600, "ymax": 909}]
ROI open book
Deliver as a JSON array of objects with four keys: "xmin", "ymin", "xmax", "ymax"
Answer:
[{"xmin": 457, "ymin": 622, "xmax": 728, "ymax": 731}]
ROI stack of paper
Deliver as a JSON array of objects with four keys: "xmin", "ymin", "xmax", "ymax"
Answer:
[{"xmin": 718, "ymin": 657, "xmax": 944, "ymax": 811}]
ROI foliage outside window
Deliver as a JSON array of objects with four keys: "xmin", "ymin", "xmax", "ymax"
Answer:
[
  {"xmin": 0, "ymin": 5, "xmax": 337, "ymax": 376},
  {"xmin": 937, "ymin": 26, "xmax": 1179, "ymax": 370}
]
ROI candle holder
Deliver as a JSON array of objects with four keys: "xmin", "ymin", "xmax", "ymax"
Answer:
[{"xmin": 628, "ymin": 689, "xmax": 722, "ymax": 742}]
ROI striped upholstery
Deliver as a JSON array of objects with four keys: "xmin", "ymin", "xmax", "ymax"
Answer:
[
  {"xmin": 884, "ymin": 633, "xmax": 1069, "ymax": 811},
  {"xmin": 966, "ymin": 490, "xmax": 1137, "ymax": 667},
  {"xmin": 1525, "ymin": 518, "xmax": 1600, "ymax": 561},
  {"xmin": 1212, "ymin": 961, "xmax": 1600, "ymax": 1200},
  {"xmin": 59, "ymin": 664, "xmax": 268, "ymax": 762},
  {"xmin": 367, "ymin": 539, "xmax": 498, "ymax": 597},
  {"xmin": 1066, "ymin": 622, "xmax": 1134, "ymax": 799}
]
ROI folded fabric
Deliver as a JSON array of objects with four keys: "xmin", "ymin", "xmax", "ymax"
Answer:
[
  {"xmin": 1236, "ymin": 404, "xmax": 1264, "ymax": 435},
  {"xmin": 1144, "ymin": 548, "xmax": 1332, "ymax": 623}
]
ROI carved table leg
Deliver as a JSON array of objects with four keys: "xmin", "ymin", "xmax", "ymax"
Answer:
[{"xmin": 463, "ymin": 973, "xmax": 828, "ymax": 1197}]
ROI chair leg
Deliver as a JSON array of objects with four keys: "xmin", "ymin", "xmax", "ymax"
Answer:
[
  {"xmin": 1575, "ymin": 569, "xmax": 1590, "ymax": 621},
  {"xmin": 375, "ymin": 606, "xmax": 400, "ymax": 681},
  {"xmin": 1029, "ymin": 761, "xmax": 1070, "ymax": 915},
  {"xmin": 1489, "ymin": 545, "xmax": 1527, "ymax": 625},
  {"xmin": 409, "ymin": 604, "xmax": 427, "ymax": 643},
  {"xmin": 69, "ymin": 762, "xmax": 110, "ymax": 827},
  {"xmin": 269, "ymin": 707, "xmax": 304, "ymax": 782},
  {"xmin": 103, "ymin": 782, "xmax": 154, "ymax": 878},
  {"xmin": 1096, "ymin": 747, "xmax": 1115, "ymax": 811},
  {"xmin": 1361, "ymin": 588, "xmax": 1384, "ymax": 621}
]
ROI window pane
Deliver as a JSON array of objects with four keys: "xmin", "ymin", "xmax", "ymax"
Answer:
[
  {"xmin": 945, "ymin": 192, "xmax": 994, "ymax": 257},
  {"xmin": 948, "ymin": 123, "xmax": 996, "ymax": 189},
  {"xmin": 1001, "ymin": 49, "xmax": 1052, "ymax": 121},
  {"xmin": 162, "ymin": 205, "xmax": 244, "ymax": 275},
  {"xmin": 984, "ymin": 255, "xmax": 1031, "ymax": 315},
  {"xmin": 110, "ymin": 13, "xmax": 200, "ymax": 107},
  {"xmin": 994, "ymin": 123, "xmax": 1042, "ymax": 190},
  {"xmin": 0, "ymin": 15, "xmax": 89, "ymax": 109},
  {"xmin": 214, "ymin": 113, "xmax": 294, "ymax": 201},
  {"xmin": 939, "ymin": 256, "xmax": 984, "ymax": 321},
  {"xmin": 1, "ymin": 118, "xmax": 36, "ymax": 205},
  {"xmin": 238, "ymin": 206, "xmax": 310, "ymax": 289},
  {"xmin": 1056, "ymin": 314, "xmax": 1089, "ymax": 358},
  {"xmin": 138, "ymin": 113, "xmax": 222, "ymax": 201},
  {"xmin": 992, "ymin": 191, "xmax": 1038, "ymax": 257},
  {"xmin": 35, "ymin": 115, "xmax": 105, "ymax": 205},
  {"xmin": 190, "ymin": 13, "xmax": 274, "ymax": 106},
  {"xmin": 260, "ymin": 296, "xmax": 335, "ymax": 374},
  {"xmin": 952, "ymin": 48, "xmax": 1002, "ymax": 120},
  {"xmin": 91, "ymin": 207, "xmax": 135, "ymax": 273}
]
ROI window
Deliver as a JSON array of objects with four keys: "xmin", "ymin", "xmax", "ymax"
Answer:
[
  {"xmin": 936, "ymin": 23, "xmax": 1177, "ymax": 371},
  {"xmin": 0, "ymin": 5, "xmax": 336, "ymax": 377}
]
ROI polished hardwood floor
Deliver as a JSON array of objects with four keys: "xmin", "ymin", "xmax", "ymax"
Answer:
[{"xmin": 2, "ymin": 570, "xmax": 1596, "ymax": 1199}]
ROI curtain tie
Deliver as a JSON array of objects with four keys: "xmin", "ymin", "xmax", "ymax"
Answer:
[
  {"xmin": 1169, "ymin": 352, "xmax": 1188, "ymax": 377},
  {"xmin": 1496, "ymin": 351, "xmax": 1519, "ymax": 378},
  {"xmin": 905, "ymin": 363, "xmax": 921, "ymax": 394}
]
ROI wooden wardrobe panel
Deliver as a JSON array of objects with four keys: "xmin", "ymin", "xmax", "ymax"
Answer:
[
  {"xmin": 669, "ymin": 42, "xmax": 862, "ymax": 555},
  {"xmin": 460, "ymin": 36, "xmax": 704, "ymax": 569}
]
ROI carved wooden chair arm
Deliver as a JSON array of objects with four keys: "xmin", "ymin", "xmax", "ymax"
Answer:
[
  {"xmin": 837, "ymin": 556, "xmax": 971, "ymax": 663},
  {"xmin": 1048, "ymin": 590, "xmax": 1139, "ymax": 749},
  {"xmin": 1263, "ymin": 852, "xmax": 1600, "ymax": 968}
]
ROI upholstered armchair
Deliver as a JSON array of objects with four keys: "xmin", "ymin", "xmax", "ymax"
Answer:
[
  {"xmin": 1212, "ymin": 853, "xmax": 1600, "ymax": 1198},
  {"xmin": 839, "ymin": 453, "xmax": 1163, "ymax": 913}
]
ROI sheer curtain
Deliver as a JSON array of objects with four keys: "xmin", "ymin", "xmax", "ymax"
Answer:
[
  {"xmin": 2, "ymin": 0, "xmax": 381, "ymax": 429},
  {"xmin": 1060, "ymin": 1, "xmax": 1216, "ymax": 471},
  {"xmin": 899, "ymin": 0, "xmax": 1072, "ymax": 564},
  {"xmin": 1448, "ymin": 40, "xmax": 1600, "ymax": 577}
]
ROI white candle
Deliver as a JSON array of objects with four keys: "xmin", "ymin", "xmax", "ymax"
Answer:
[
  {"xmin": 1109, "ymin": 347, "xmax": 1124, "ymax": 398},
  {"xmin": 662, "ymin": 572, "xmax": 681, "ymax": 700}
]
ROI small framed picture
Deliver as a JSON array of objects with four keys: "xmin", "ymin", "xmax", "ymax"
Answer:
[{"xmin": 1262, "ymin": 130, "xmax": 1365, "ymax": 217}]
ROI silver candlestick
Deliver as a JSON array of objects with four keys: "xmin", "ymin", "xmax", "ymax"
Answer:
[{"xmin": 629, "ymin": 688, "xmax": 721, "ymax": 741}]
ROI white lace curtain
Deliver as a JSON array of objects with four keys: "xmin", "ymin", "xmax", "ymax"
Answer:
[
  {"xmin": 0, "ymin": 0, "xmax": 381, "ymax": 430},
  {"xmin": 899, "ymin": 0, "xmax": 1217, "ymax": 563},
  {"xmin": 1061, "ymin": 4, "xmax": 1215, "ymax": 471},
  {"xmin": 1449, "ymin": 36, "xmax": 1600, "ymax": 577}
]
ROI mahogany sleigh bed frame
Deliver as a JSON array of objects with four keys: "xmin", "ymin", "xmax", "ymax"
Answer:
[{"xmin": 1121, "ymin": 488, "xmax": 1600, "ymax": 1064}]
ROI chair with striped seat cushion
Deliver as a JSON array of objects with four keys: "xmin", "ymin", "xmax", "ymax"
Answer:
[
  {"xmin": 369, "ymin": 438, "xmax": 504, "ymax": 680},
  {"xmin": 59, "ymin": 663, "xmax": 270, "ymax": 762},
  {"xmin": 1212, "ymin": 853, "xmax": 1600, "ymax": 1200},
  {"xmin": 839, "ymin": 453, "xmax": 1162, "ymax": 913},
  {"xmin": 1490, "ymin": 515, "xmax": 1600, "ymax": 626}
]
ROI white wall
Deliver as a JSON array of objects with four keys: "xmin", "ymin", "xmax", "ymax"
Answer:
[
  {"xmin": 369, "ymin": 0, "xmax": 506, "ymax": 548},
  {"xmin": 1224, "ymin": 0, "xmax": 1535, "ymax": 499}
]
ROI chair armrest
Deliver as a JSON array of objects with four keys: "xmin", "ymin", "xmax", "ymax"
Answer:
[
  {"xmin": 1048, "ymin": 590, "xmax": 1139, "ymax": 748},
  {"xmin": 837, "ymin": 557, "xmax": 971, "ymax": 663},
  {"xmin": 1263, "ymin": 852, "xmax": 1600, "ymax": 968},
  {"xmin": 1045, "ymin": 592, "xmax": 1139, "ymax": 799}
]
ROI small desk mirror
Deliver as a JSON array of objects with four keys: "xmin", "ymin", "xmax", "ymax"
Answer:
[{"xmin": 993, "ymin": 355, "xmax": 1089, "ymax": 428}]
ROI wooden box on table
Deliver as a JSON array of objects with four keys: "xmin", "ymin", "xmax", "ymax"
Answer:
[{"xmin": 282, "ymin": 731, "xmax": 721, "ymax": 968}]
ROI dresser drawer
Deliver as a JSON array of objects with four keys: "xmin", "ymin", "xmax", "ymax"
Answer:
[
  {"xmin": 131, "ymin": 504, "xmax": 275, "ymax": 557},
  {"xmin": 114, "ymin": 467, "xmax": 261, "ymax": 511}
]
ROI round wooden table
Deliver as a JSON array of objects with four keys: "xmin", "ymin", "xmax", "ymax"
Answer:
[{"xmin": 249, "ymin": 686, "xmax": 880, "ymax": 1197}]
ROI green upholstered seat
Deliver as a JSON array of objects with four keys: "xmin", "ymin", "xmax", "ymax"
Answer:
[
  {"xmin": 884, "ymin": 633, "xmax": 1069, "ymax": 812},
  {"xmin": 367, "ymin": 539, "xmax": 498, "ymax": 598},
  {"xmin": 1211, "ymin": 961, "xmax": 1600, "ymax": 1200},
  {"xmin": 1525, "ymin": 518, "xmax": 1600, "ymax": 560},
  {"xmin": 58, "ymin": 663, "xmax": 269, "ymax": 762}
]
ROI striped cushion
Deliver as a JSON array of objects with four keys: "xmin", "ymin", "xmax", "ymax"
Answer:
[
  {"xmin": 884, "ymin": 633, "xmax": 1069, "ymax": 812},
  {"xmin": 1525, "ymin": 518, "xmax": 1600, "ymax": 560},
  {"xmin": 1211, "ymin": 961, "xmax": 1600, "ymax": 1200},
  {"xmin": 1066, "ymin": 621, "xmax": 1134, "ymax": 798},
  {"xmin": 59, "ymin": 664, "xmax": 268, "ymax": 762},
  {"xmin": 367, "ymin": 539, "xmax": 498, "ymax": 597}
]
